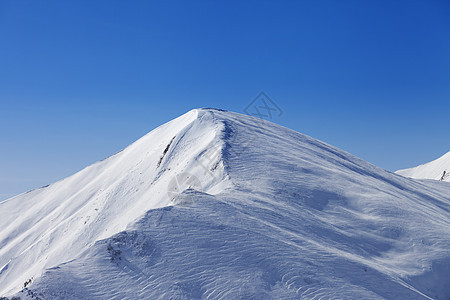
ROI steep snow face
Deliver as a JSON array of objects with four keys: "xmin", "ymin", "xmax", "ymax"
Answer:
[
  {"xmin": 396, "ymin": 152, "xmax": 450, "ymax": 182},
  {"xmin": 1, "ymin": 109, "xmax": 450, "ymax": 299},
  {"xmin": 0, "ymin": 109, "xmax": 231, "ymax": 296}
]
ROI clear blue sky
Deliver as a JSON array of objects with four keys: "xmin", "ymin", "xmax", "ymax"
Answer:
[{"xmin": 1, "ymin": 0, "xmax": 450, "ymax": 200}]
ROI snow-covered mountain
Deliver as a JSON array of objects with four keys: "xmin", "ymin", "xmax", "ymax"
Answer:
[
  {"xmin": 396, "ymin": 152, "xmax": 450, "ymax": 182},
  {"xmin": 1, "ymin": 109, "xmax": 449, "ymax": 299}
]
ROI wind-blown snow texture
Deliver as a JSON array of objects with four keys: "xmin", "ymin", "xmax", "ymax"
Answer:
[
  {"xmin": 397, "ymin": 151, "xmax": 450, "ymax": 182},
  {"xmin": 1, "ymin": 109, "xmax": 449, "ymax": 299}
]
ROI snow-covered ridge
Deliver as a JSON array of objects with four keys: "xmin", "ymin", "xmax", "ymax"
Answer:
[
  {"xmin": 1, "ymin": 108, "xmax": 449, "ymax": 299},
  {"xmin": 0, "ymin": 108, "xmax": 231, "ymax": 296},
  {"xmin": 396, "ymin": 151, "xmax": 450, "ymax": 182}
]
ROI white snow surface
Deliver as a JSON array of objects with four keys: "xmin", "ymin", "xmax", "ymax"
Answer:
[
  {"xmin": 1, "ymin": 108, "xmax": 449, "ymax": 299},
  {"xmin": 396, "ymin": 151, "xmax": 450, "ymax": 182}
]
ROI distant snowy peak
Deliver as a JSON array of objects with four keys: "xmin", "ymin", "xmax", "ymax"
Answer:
[{"xmin": 396, "ymin": 151, "xmax": 450, "ymax": 182}]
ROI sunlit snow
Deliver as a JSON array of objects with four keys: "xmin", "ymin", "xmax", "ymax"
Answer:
[{"xmin": 1, "ymin": 109, "xmax": 449, "ymax": 299}]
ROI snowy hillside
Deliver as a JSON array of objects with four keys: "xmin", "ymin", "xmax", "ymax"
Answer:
[
  {"xmin": 1, "ymin": 109, "xmax": 449, "ymax": 299},
  {"xmin": 396, "ymin": 152, "xmax": 450, "ymax": 182}
]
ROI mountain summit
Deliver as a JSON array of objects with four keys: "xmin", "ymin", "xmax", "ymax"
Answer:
[
  {"xmin": 1, "ymin": 109, "xmax": 449, "ymax": 299},
  {"xmin": 396, "ymin": 151, "xmax": 450, "ymax": 182}
]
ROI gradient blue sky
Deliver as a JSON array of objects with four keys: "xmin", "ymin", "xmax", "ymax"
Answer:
[{"xmin": 1, "ymin": 0, "xmax": 450, "ymax": 200}]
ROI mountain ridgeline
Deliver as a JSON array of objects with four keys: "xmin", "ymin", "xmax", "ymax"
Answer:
[{"xmin": 1, "ymin": 109, "xmax": 449, "ymax": 299}]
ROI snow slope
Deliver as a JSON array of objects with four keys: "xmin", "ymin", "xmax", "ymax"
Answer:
[
  {"xmin": 396, "ymin": 152, "xmax": 450, "ymax": 182},
  {"xmin": 1, "ymin": 109, "xmax": 449, "ymax": 299}
]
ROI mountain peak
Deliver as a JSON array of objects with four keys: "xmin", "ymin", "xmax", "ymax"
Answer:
[
  {"xmin": 396, "ymin": 151, "xmax": 450, "ymax": 182},
  {"xmin": 1, "ymin": 109, "xmax": 449, "ymax": 299},
  {"xmin": 0, "ymin": 108, "xmax": 233, "ymax": 295}
]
